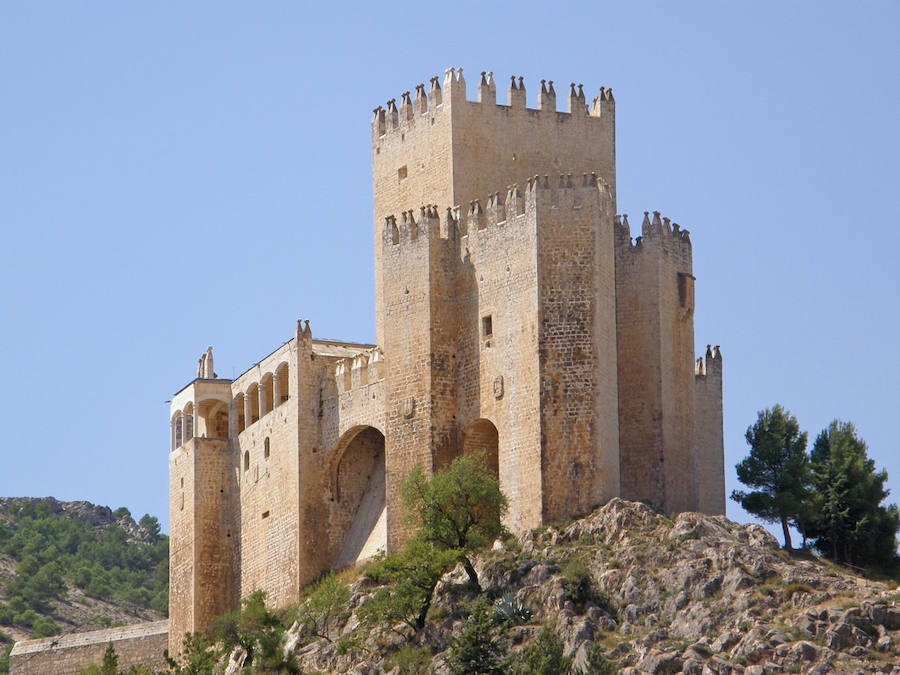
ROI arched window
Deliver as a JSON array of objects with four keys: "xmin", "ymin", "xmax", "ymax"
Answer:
[
  {"xmin": 234, "ymin": 393, "xmax": 246, "ymax": 433},
  {"xmin": 171, "ymin": 412, "xmax": 183, "ymax": 450},
  {"xmin": 247, "ymin": 384, "xmax": 260, "ymax": 424},
  {"xmin": 183, "ymin": 402, "xmax": 194, "ymax": 443},
  {"xmin": 275, "ymin": 362, "xmax": 290, "ymax": 405},
  {"xmin": 261, "ymin": 374, "xmax": 274, "ymax": 417},
  {"xmin": 244, "ymin": 451, "xmax": 250, "ymax": 472}
]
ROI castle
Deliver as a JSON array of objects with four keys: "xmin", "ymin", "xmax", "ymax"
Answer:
[
  {"xmin": 163, "ymin": 69, "xmax": 726, "ymax": 654},
  {"xmin": 160, "ymin": 69, "xmax": 727, "ymax": 656},
  {"xmin": 9, "ymin": 68, "xmax": 726, "ymax": 672},
  {"xmin": 11, "ymin": 68, "xmax": 725, "ymax": 673}
]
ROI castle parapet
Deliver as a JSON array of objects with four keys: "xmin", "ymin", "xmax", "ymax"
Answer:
[
  {"xmin": 335, "ymin": 347, "xmax": 385, "ymax": 395},
  {"xmin": 372, "ymin": 69, "xmax": 615, "ymax": 142},
  {"xmin": 695, "ymin": 344, "xmax": 723, "ymax": 378},
  {"xmin": 382, "ymin": 172, "xmax": 614, "ymax": 248},
  {"xmin": 614, "ymin": 210, "xmax": 692, "ymax": 255}
]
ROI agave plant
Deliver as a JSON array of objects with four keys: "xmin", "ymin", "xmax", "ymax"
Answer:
[{"xmin": 492, "ymin": 591, "xmax": 533, "ymax": 625}]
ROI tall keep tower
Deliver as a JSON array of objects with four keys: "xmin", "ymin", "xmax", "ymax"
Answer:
[{"xmin": 372, "ymin": 69, "xmax": 616, "ymax": 346}]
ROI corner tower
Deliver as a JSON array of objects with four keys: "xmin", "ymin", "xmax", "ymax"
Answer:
[{"xmin": 372, "ymin": 69, "xmax": 616, "ymax": 346}]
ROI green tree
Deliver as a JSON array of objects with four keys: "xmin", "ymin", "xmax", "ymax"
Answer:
[
  {"xmin": 573, "ymin": 641, "xmax": 617, "ymax": 675},
  {"xmin": 445, "ymin": 596, "xmax": 508, "ymax": 675},
  {"xmin": 806, "ymin": 420, "xmax": 900, "ymax": 569},
  {"xmin": 295, "ymin": 571, "xmax": 350, "ymax": 642},
  {"xmin": 100, "ymin": 642, "xmax": 118, "ymax": 675},
  {"xmin": 401, "ymin": 453, "xmax": 508, "ymax": 588},
  {"xmin": 163, "ymin": 631, "xmax": 218, "ymax": 675},
  {"xmin": 514, "ymin": 627, "xmax": 570, "ymax": 675},
  {"xmin": 214, "ymin": 590, "xmax": 299, "ymax": 674},
  {"xmin": 731, "ymin": 405, "xmax": 810, "ymax": 550},
  {"xmin": 138, "ymin": 515, "xmax": 161, "ymax": 540},
  {"xmin": 357, "ymin": 537, "xmax": 459, "ymax": 634}
]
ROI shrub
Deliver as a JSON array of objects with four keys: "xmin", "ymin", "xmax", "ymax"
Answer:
[
  {"xmin": 296, "ymin": 571, "xmax": 350, "ymax": 643},
  {"xmin": 561, "ymin": 557, "xmax": 616, "ymax": 617},
  {"xmin": 514, "ymin": 626, "xmax": 570, "ymax": 675},
  {"xmin": 446, "ymin": 596, "xmax": 509, "ymax": 675},
  {"xmin": 385, "ymin": 645, "xmax": 432, "ymax": 674},
  {"xmin": 31, "ymin": 617, "xmax": 61, "ymax": 638},
  {"xmin": 573, "ymin": 641, "xmax": 617, "ymax": 675},
  {"xmin": 785, "ymin": 583, "xmax": 814, "ymax": 597}
]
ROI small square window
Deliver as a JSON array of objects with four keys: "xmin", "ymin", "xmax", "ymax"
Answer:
[
  {"xmin": 482, "ymin": 315, "xmax": 493, "ymax": 337},
  {"xmin": 398, "ymin": 165, "xmax": 408, "ymax": 181},
  {"xmin": 262, "ymin": 510, "xmax": 270, "ymax": 519}
]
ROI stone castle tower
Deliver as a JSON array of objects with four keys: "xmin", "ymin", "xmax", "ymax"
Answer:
[{"xmin": 166, "ymin": 68, "xmax": 725, "ymax": 654}]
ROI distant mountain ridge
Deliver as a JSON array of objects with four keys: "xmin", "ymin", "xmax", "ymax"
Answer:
[{"xmin": 0, "ymin": 497, "xmax": 168, "ymax": 674}]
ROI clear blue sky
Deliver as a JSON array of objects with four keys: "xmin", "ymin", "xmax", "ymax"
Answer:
[{"xmin": 2, "ymin": 2, "xmax": 898, "ymax": 536}]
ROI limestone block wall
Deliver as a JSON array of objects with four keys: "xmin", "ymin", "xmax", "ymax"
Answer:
[
  {"xmin": 372, "ymin": 78, "xmax": 454, "ymax": 346},
  {"xmin": 615, "ymin": 212, "xmax": 697, "ymax": 513},
  {"xmin": 380, "ymin": 208, "xmax": 457, "ymax": 551},
  {"xmin": 231, "ymin": 340, "xmax": 300, "ymax": 610},
  {"xmin": 10, "ymin": 621, "xmax": 169, "ymax": 675},
  {"xmin": 532, "ymin": 177, "xmax": 620, "ymax": 523},
  {"xmin": 373, "ymin": 69, "xmax": 616, "ymax": 346},
  {"xmin": 453, "ymin": 186, "xmax": 542, "ymax": 533},
  {"xmin": 694, "ymin": 346, "xmax": 725, "ymax": 515},
  {"xmin": 169, "ymin": 437, "xmax": 233, "ymax": 656}
]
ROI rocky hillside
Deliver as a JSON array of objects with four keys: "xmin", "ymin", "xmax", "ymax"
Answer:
[
  {"xmin": 274, "ymin": 499, "xmax": 900, "ymax": 674},
  {"xmin": 0, "ymin": 497, "xmax": 167, "ymax": 664}
]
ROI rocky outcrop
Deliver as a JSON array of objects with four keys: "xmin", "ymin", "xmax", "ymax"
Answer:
[
  {"xmin": 0, "ymin": 497, "xmax": 156, "ymax": 544},
  {"xmin": 289, "ymin": 499, "xmax": 900, "ymax": 674}
]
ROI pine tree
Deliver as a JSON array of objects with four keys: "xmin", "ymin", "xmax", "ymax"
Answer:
[
  {"xmin": 100, "ymin": 642, "xmax": 118, "ymax": 675},
  {"xmin": 731, "ymin": 405, "xmax": 810, "ymax": 549},
  {"xmin": 807, "ymin": 420, "xmax": 900, "ymax": 569}
]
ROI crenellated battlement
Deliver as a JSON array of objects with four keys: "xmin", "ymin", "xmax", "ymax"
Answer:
[
  {"xmin": 335, "ymin": 347, "xmax": 384, "ymax": 395},
  {"xmin": 614, "ymin": 210, "xmax": 692, "ymax": 254},
  {"xmin": 372, "ymin": 68, "xmax": 615, "ymax": 139},
  {"xmin": 694, "ymin": 345, "xmax": 723, "ymax": 378},
  {"xmin": 381, "ymin": 172, "xmax": 614, "ymax": 248}
]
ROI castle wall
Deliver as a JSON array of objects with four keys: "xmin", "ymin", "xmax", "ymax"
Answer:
[
  {"xmin": 231, "ymin": 340, "xmax": 300, "ymax": 609},
  {"xmin": 372, "ymin": 80, "xmax": 454, "ymax": 346},
  {"xmin": 453, "ymin": 189, "xmax": 542, "ymax": 533},
  {"xmin": 168, "ymin": 437, "xmax": 232, "ymax": 655},
  {"xmin": 373, "ymin": 70, "xmax": 616, "ymax": 347},
  {"xmin": 10, "ymin": 621, "xmax": 168, "ymax": 675},
  {"xmin": 615, "ymin": 212, "xmax": 697, "ymax": 513},
  {"xmin": 380, "ymin": 210, "xmax": 455, "ymax": 551},
  {"xmin": 536, "ymin": 177, "xmax": 620, "ymax": 523},
  {"xmin": 694, "ymin": 346, "xmax": 725, "ymax": 515},
  {"xmin": 163, "ymin": 71, "xmax": 727, "ymax": 648}
]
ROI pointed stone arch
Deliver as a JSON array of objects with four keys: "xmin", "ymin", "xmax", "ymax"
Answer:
[{"xmin": 327, "ymin": 425, "xmax": 386, "ymax": 568}]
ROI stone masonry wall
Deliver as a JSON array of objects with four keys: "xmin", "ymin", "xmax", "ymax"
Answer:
[
  {"xmin": 454, "ymin": 188, "xmax": 542, "ymax": 534},
  {"xmin": 381, "ymin": 210, "xmax": 446, "ymax": 551},
  {"xmin": 373, "ymin": 69, "xmax": 616, "ymax": 347},
  {"xmin": 168, "ymin": 438, "xmax": 232, "ymax": 656},
  {"xmin": 11, "ymin": 621, "xmax": 168, "ymax": 675},
  {"xmin": 231, "ymin": 341, "xmax": 300, "ymax": 612},
  {"xmin": 614, "ymin": 212, "xmax": 697, "ymax": 513},
  {"xmin": 536, "ymin": 177, "xmax": 620, "ymax": 523},
  {"xmin": 694, "ymin": 346, "xmax": 726, "ymax": 515}
]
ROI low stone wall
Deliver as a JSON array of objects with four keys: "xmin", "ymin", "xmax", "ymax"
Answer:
[{"xmin": 9, "ymin": 620, "xmax": 168, "ymax": 674}]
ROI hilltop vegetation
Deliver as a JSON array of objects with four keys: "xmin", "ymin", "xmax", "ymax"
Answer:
[
  {"xmin": 0, "ymin": 497, "xmax": 168, "ymax": 673},
  {"xmin": 151, "ymin": 499, "xmax": 900, "ymax": 674}
]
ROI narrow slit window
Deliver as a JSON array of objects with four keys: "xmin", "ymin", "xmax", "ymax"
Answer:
[
  {"xmin": 397, "ymin": 165, "xmax": 408, "ymax": 181},
  {"xmin": 264, "ymin": 437, "xmax": 270, "ymax": 460},
  {"xmin": 261, "ymin": 510, "xmax": 270, "ymax": 519},
  {"xmin": 244, "ymin": 451, "xmax": 250, "ymax": 472},
  {"xmin": 482, "ymin": 315, "xmax": 493, "ymax": 337}
]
